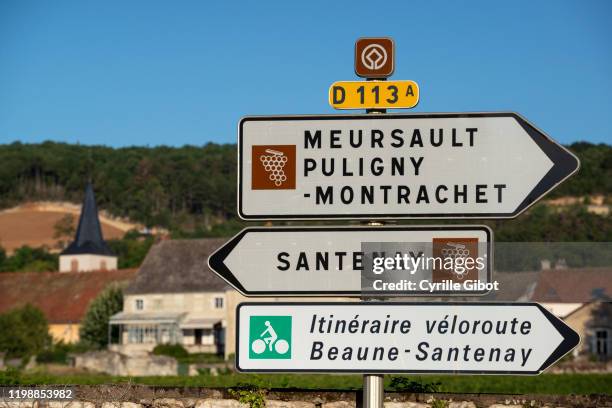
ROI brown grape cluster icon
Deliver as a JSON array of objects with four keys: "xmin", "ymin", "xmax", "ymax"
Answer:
[
  {"xmin": 441, "ymin": 242, "xmax": 470, "ymax": 279},
  {"xmin": 441, "ymin": 243, "xmax": 470, "ymax": 258},
  {"xmin": 260, "ymin": 149, "xmax": 288, "ymax": 187}
]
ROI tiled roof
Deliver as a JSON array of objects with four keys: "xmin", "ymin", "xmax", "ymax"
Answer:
[
  {"xmin": 530, "ymin": 267, "xmax": 612, "ymax": 302},
  {"xmin": 125, "ymin": 238, "xmax": 230, "ymax": 294},
  {"xmin": 483, "ymin": 270, "xmax": 540, "ymax": 301},
  {"xmin": 0, "ymin": 269, "xmax": 137, "ymax": 323}
]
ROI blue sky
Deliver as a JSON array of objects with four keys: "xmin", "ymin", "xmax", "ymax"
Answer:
[{"xmin": 0, "ymin": 0, "xmax": 610, "ymax": 147}]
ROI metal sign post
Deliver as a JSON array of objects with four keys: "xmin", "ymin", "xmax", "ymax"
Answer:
[
  {"xmin": 363, "ymin": 374, "xmax": 384, "ymax": 408},
  {"xmin": 361, "ymin": 38, "xmax": 394, "ymax": 408}
]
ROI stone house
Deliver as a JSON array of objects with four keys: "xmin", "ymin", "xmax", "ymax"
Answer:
[
  {"xmin": 109, "ymin": 239, "xmax": 233, "ymax": 356},
  {"xmin": 530, "ymin": 267, "xmax": 612, "ymax": 361},
  {"xmin": 483, "ymin": 266, "xmax": 612, "ymax": 362},
  {"xmin": 108, "ymin": 238, "xmax": 341, "ymax": 359},
  {"xmin": 563, "ymin": 301, "xmax": 612, "ymax": 361}
]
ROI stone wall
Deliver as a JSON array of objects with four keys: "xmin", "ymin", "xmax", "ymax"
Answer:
[
  {"xmin": 73, "ymin": 351, "xmax": 177, "ymax": 376},
  {"xmin": 0, "ymin": 386, "xmax": 609, "ymax": 408}
]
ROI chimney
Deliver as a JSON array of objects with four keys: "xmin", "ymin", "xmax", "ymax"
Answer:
[{"xmin": 540, "ymin": 259, "xmax": 551, "ymax": 270}]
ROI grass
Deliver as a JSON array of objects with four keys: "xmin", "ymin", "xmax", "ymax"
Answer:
[
  {"xmin": 176, "ymin": 353, "xmax": 226, "ymax": 364},
  {"xmin": 3, "ymin": 369, "xmax": 612, "ymax": 395}
]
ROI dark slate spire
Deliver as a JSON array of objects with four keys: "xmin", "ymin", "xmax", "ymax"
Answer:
[{"xmin": 61, "ymin": 183, "xmax": 114, "ymax": 256}]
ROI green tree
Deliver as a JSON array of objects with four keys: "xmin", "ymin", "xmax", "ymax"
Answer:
[
  {"xmin": 0, "ymin": 246, "xmax": 57, "ymax": 272},
  {"xmin": 0, "ymin": 232, "xmax": 156, "ymax": 273},
  {"xmin": 53, "ymin": 214, "xmax": 75, "ymax": 241},
  {"xmin": 107, "ymin": 230, "xmax": 155, "ymax": 269},
  {"xmin": 0, "ymin": 304, "xmax": 51, "ymax": 359},
  {"xmin": 79, "ymin": 284, "xmax": 124, "ymax": 349},
  {"xmin": 0, "ymin": 247, "xmax": 6, "ymax": 269}
]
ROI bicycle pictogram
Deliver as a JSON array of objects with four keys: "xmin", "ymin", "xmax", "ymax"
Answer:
[
  {"xmin": 251, "ymin": 320, "xmax": 290, "ymax": 355},
  {"xmin": 248, "ymin": 315, "xmax": 292, "ymax": 359}
]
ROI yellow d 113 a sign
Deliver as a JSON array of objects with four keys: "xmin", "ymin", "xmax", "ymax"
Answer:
[{"xmin": 329, "ymin": 80, "xmax": 419, "ymax": 110}]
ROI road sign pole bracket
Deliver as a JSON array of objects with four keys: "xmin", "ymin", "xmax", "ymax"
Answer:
[{"xmin": 365, "ymin": 77, "xmax": 388, "ymax": 114}]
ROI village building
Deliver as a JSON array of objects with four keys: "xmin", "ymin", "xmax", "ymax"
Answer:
[
  {"xmin": 108, "ymin": 241, "xmax": 612, "ymax": 364},
  {"xmin": 0, "ymin": 269, "xmax": 137, "ymax": 343},
  {"xmin": 109, "ymin": 239, "xmax": 235, "ymax": 357},
  {"xmin": 482, "ymin": 270, "xmax": 540, "ymax": 302},
  {"xmin": 0, "ymin": 183, "xmax": 134, "ymax": 343},
  {"xmin": 59, "ymin": 183, "xmax": 118, "ymax": 272},
  {"xmin": 530, "ymin": 267, "xmax": 612, "ymax": 362},
  {"xmin": 486, "ymin": 266, "xmax": 612, "ymax": 362},
  {"xmin": 108, "ymin": 238, "xmax": 345, "ymax": 359}
]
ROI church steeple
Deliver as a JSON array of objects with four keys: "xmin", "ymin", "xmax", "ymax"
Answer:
[
  {"xmin": 59, "ymin": 183, "xmax": 117, "ymax": 272},
  {"xmin": 62, "ymin": 183, "xmax": 113, "ymax": 256}
]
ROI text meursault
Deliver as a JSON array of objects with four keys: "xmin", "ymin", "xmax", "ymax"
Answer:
[{"xmin": 302, "ymin": 127, "xmax": 507, "ymax": 206}]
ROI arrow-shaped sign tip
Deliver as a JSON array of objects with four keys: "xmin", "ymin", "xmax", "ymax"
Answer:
[
  {"xmin": 207, "ymin": 232, "xmax": 249, "ymax": 295},
  {"xmin": 536, "ymin": 303, "xmax": 581, "ymax": 373}
]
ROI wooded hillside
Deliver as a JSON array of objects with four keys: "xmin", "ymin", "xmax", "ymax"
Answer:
[
  {"xmin": 0, "ymin": 141, "xmax": 609, "ymax": 235},
  {"xmin": 0, "ymin": 142, "xmax": 236, "ymax": 228}
]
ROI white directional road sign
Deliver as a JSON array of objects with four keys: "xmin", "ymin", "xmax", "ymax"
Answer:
[
  {"xmin": 236, "ymin": 302, "xmax": 580, "ymax": 374},
  {"xmin": 238, "ymin": 113, "xmax": 579, "ymax": 220},
  {"xmin": 208, "ymin": 226, "xmax": 492, "ymax": 296}
]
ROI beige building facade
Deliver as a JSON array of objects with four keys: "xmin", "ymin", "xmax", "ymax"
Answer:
[
  {"xmin": 111, "ymin": 291, "xmax": 228, "ymax": 355},
  {"xmin": 59, "ymin": 253, "xmax": 118, "ymax": 273},
  {"xmin": 49, "ymin": 323, "xmax": 80, "ymax": 343},
  {"xmin": 545, "ymin": 301, "xmax": 612, "ymax": 361},
  {"xmin": 110, "ymin": 239, "xmax": 231, "ymax": 356},
  {"xmin": 108, "ymin": 238, "xmax": 347, "ymax": 359},
  {"xmin": 531, "ymin": 268, "xmax": 612, "ymax": 362}
]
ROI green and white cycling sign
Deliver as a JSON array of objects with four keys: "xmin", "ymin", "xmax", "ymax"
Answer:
[{"xmin": 249, "ymin": 316, "xmax": 292, "ymax": 359}]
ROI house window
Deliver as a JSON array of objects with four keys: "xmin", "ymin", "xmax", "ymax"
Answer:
[
  {"xmin": 153, "ymin": 298, "xmax": 163, "ymax": 310},
  {"xmin": 135, "ymin": 299, "xmax": 144, "ymax": 311},
  {"xmin": 596, "ymin": 330, "xmax": 609, "ymax": 356},
  {"xmin": 128, "ymin": 325, "xmax": 158, "ymax": 344},
  {"xmin": 214, "ymin": 297, "xmax": 224, "ymax": 309}
]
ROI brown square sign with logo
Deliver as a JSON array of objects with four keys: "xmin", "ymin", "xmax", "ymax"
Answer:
[
  {"xmin": 251, "ymin": 145, "xmax": 296, "ymax": 190},
  {"xmin": 355, "ymin": 37, "xmax": 395, "ymax": 78},
  {"xmin": 431, "ymin": 238, "xmax": 479, "ymax": 283}
]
